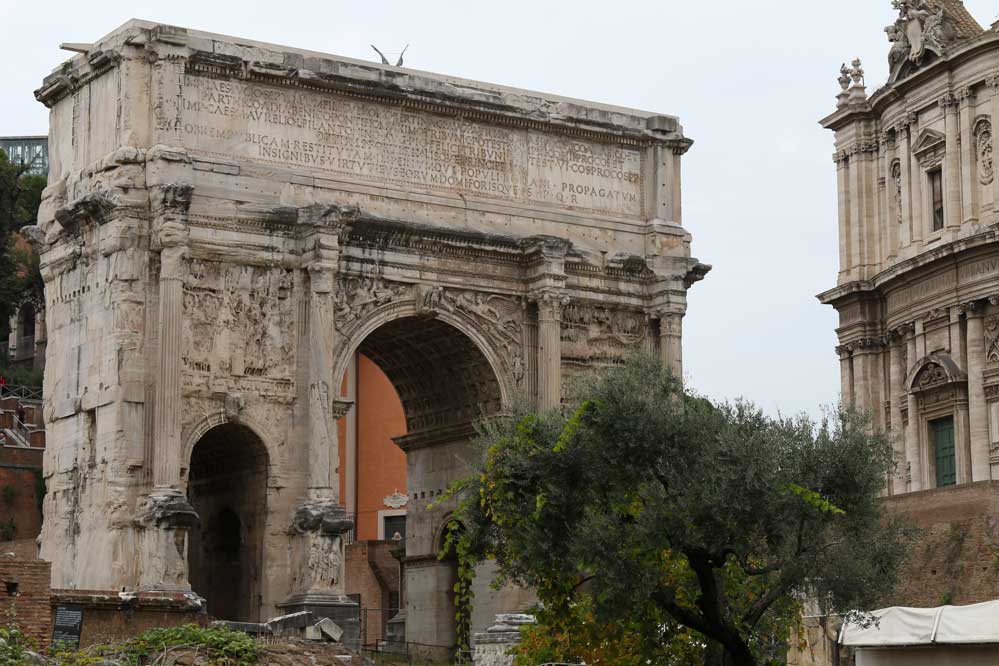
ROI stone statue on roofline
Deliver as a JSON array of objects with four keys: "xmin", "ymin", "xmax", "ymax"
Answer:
[{"xmin": 887, "ymin": 0, "xmax": 955, "ymax": 80}]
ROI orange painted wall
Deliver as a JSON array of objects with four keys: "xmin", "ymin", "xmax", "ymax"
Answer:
[
  {"xmin": 355, "ymin": 355, "xmax": 407, "ymax": 540},
  {"xmin": 336, "ymin": 354, "xmax": 407, "ymax": 541}
]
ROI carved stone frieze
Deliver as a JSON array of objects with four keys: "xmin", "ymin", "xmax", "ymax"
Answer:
[
  {"xmin": 560, "ymin": 303, "xmax": 646, "ymax": 364},
  {"xmin": 334, "ymin": 277, "xmax": 413, "ymax": 332},
  {"xmin": 976, "ymin": 117, "xmax": 995, "ymax": 186},
  {"xmin": 383, "ymin": 490, "xmax": 408, "ymax": 509},
  {"xmin": 419, "ymin": 286, "xmax": 524, "ymax": 357},
  {"xmin": 183, "ymin": 261, "xmax": 296, "ymax": 388},
  {"xmin": 986, "ymin": 315, "xmax": 999, "ymax": 364}
]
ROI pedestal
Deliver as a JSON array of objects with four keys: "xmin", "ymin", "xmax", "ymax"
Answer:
[
  {"xmin": 281, "ymin": 500, "xmax": 359, "ymax": 649},
  {"xmin": 472, "ymin": 613, "xmax": 536, "ymax": 666},
  {"xmin": 135, "ymin": 489, "xmax": 200, "ymax": 593}
]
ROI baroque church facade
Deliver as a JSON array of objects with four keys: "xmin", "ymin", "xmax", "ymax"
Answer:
[{"xmin": 820, "ymin": 0, "xmax": 999, "ymax": 495}]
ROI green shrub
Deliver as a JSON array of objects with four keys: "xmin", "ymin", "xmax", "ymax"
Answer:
[
  {"xmin": 0, "ymin": 624, "xmax": 37, "ymax": 666},
  {"xmin": 51, "ymin": 623, "xmax": 260, "ymax": 666}
]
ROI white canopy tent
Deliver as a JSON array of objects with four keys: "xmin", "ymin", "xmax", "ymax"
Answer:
[{"xmin": 839, "ymin": 601, "xmax": 999, "ymax": 666}]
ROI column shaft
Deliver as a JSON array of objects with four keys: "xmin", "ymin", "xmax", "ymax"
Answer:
[
  {"xmin": 307, "ymin": 267, "xmax": 338, "ymax": 500},
  {"xmin": 152, "ymin": 253, "xmax": 185, "ymax": 490},
  {"xmin": 959, "ymin": 89, "xmax": 978, "ymax": 224},
  {"xmin": 889, "ymin": 340, "xmax": 905, "ymax": 494},
  {"xmin": 943, "ymin": 97, "xmax": 962, "ymax": 231},
  {"xmin": 967, "ymin": 311, "xmax": 991, "ymax": 481},
  {"xmin": 660, "ymin": 313, "xmax": 683, "ymax": 379},
  {"xmin": 537, "ymin": 296, "xmax": 563, "ymax": 411},
  {"xmin": 905, "ymin": 332, "xmax": 921, "ymax": 491},
  {"xmin": 991, "ymin": 78, "xmax": 999, "ymax": 213}
]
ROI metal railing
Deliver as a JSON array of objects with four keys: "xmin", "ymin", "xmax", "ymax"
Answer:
[
  {"xmin": 12, "ymin": 414, "xmax": 30, "ymax": 444},
  {"xmin": 361, "ymin": 640, "xmax": 472, "ymax": 666},
  {"xmin": 0, "ymin": 384, "xmax": 42, "ymax": 402}
]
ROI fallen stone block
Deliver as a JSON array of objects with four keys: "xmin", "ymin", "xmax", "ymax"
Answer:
[
  {"xmin": 316, "ymin": 617, "xmax": 344, "ymax": 642},
  {"xmin": 265, "ymin": 610, "xmax": 314, "ymax": 636},
  {"xmin": 211, "ymin": 619, "xmax": 272, "ymax": 636}
]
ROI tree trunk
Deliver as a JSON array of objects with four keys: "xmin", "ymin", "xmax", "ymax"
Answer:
[
  {"xmin": 703, "ymin": 641, "xmax": 725, "ymax": 666},
  {"xmin": 722, "ymin": 637, "xmax": 756, "ymax": 666}
]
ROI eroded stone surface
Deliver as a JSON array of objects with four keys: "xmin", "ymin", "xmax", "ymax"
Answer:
[{"xmin": 35, "ymin": 19, "xmax": 706, "ymax": 643}]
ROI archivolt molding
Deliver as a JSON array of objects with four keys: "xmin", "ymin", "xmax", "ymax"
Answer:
[
  {"xmin": 179, "ymin": 407, "xmax": 275, "ymax": 478},
  {"xmin": 330, "ymin": 298, "xmax": 516, "ymax": 418}
]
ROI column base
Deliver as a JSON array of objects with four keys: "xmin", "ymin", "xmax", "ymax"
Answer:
[
  {"xmin": 276, "ymin": 593, "xmax": 359, "ymax": 649},
  {"xmin": 135, "ymin": 490, "xmax": 200, "ymax": 592}
]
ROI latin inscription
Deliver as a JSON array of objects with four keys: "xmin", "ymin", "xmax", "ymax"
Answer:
[
  {"xmin": 959, "ymin": 256, "xmax": 999, "ymax": 283},
  {"xmin": 171, "ymin": 75, "xmax": 643, "ymax": 217},
  {"xmin": 886, "ymin": 270, "xmax": 956, "ymax": 312}
]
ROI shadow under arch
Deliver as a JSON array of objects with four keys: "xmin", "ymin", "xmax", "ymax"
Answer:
[
  {"xmin": 333, "ymin": 306, "xmax": 510, "ymax": 436},
  {"xmin": 334, "ymin": 306, "xmax": 507, "ymax": 652},
  {"xmin": 186, "ymin": 422, "xmax": 269, "ymax": 622}
]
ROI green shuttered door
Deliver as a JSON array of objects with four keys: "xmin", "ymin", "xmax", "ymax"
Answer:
[{"xmin": 932, "ymin": 417, "xmax": 956, "ymax": 488}]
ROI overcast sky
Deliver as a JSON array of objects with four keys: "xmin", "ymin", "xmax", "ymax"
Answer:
[{"xmin": 5, "ymin": 0, "xmax": 997, "ymax": 416}]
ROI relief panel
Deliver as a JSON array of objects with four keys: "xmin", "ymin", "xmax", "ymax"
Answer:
[
  {"xmin": 561, "ymin": 303, "xmax": 647, "ymax": 364},
  {"xmin": 182, "ymin": 260, "xmax": 296, "ymax": 393}
]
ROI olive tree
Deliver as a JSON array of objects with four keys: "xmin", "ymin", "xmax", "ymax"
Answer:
[{"xmin": 452, "ymin": 356, "xmax": 912, "ymax": 666}]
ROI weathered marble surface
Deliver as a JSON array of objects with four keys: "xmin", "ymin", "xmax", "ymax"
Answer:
[{"xmin": 33, "ymin": 19, "xmax": 707, "ymax": 640}]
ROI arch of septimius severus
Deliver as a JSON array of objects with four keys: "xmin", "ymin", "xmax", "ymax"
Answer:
[{"xmin": 31, "ymin": 19, "xmax": 707, "ymax": 651}]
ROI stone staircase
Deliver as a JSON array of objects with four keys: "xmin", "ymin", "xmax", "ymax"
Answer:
[{"xmin": 0, "ymin": 387, "xmax": 45, "ymax": 449}]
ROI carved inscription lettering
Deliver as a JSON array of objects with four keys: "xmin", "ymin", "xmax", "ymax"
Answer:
[
  {"xmin": 959, "ymin": 256, "xmax": 999, "ymax": 283},
  {"xmin": 174, "ymin": 75, "xmax": 643, "ymax": 217},
  {"xmin": 886, "ymin": 270, "xmax": 956, "ymax": 312}
]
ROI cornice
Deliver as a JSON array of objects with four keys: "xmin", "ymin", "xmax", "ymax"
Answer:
[
  {"xmin": 822, "ymin": 32, "xmax": 999, "ymax": 131},
  {"xmin": 36, "ymin": 23, "xmax": 690, "ymax": 151},
  {"xmin": 817, "ymin": 226, "xmax": 999, "ymax": 306}
]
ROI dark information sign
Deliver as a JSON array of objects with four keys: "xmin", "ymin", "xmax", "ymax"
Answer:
[{"xmin": 51, "ymin": 604, "xmax": 83, "ymax": 648}]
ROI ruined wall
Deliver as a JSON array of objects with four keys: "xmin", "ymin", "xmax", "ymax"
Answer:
[
  {"xmin": 885, "ymin": 481, "xmax": 999, "ymax": 605},
  {"xmin": 0, "ymin": 559, "xmax": 51, "ymax": 647},
  {"xmin": 0, "ymin": 454, "xmax": 43, "ymax": 544},
  {"xmin": 345, "ymin": 540, "xmax": 400, "ymax": 645}
]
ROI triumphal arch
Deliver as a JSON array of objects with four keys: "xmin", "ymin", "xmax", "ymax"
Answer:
[{"xmin": 32, "ymin": 19, "xmax": 707, "ymax": 647}]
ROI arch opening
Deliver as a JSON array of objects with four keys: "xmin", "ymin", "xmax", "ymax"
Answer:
[
  {"xmin": 346, "ymin": 315, "xmax": 503, "ymax": 652},
  {"xmin": 186, "ymin": 423, "xmax": 269, "ymax": 621},
  {"xmin": 357, "ymin": 316, "xmax": 503, "ymax": 435}
]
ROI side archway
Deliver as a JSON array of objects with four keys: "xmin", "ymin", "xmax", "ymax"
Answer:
[{"xmin": 186, "ymin": 423, "xmax": 269, "ymax": 621}]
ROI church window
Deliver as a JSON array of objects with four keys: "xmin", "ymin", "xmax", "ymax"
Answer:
[{"xmin": 929, "ymin": 168, "xmax": 944, "ymax": 231}]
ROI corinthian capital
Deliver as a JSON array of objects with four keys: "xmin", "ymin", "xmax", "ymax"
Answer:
[{"xmin": 533, "ymin": 290, "xmax": 569, "ymax": 320}]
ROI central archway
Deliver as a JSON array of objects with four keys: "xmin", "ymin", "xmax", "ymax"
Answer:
[
  {"xmin": 343, "ymin": 312, "xmax": 505, "ymax": 655},
  {"xmin": 186, "ymin": 423, "xmax": 269, "ymax": 621},
  {"xmin": 357, "ymin": 316, "xmax": 504, "ymax": 433}
]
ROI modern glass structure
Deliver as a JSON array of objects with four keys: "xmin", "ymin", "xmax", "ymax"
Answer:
[{"xmin": 0, "ymin": 136, "xmax": 48, "ymax": 176}]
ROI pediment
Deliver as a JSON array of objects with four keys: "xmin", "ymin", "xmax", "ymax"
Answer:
[
  {"xmin": 906, "ymin": 352, "xmax": 967, "ymax": 393},
  {"xmin": 912, "ymin": 128, "xmax": 946, "ymax": 156}
]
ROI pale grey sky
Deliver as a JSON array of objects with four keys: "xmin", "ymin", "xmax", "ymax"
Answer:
[{"xmin": 5, "ymin": 0, "xmax": 996, "ymax": 415}]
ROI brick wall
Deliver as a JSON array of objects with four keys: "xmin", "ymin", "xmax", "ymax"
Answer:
[
  {"xmin": 0, "ymin": 446, "xmax": 43, "ymax": 544},
  {"xmin": 50, "ymin": 591, "xmax": 207, "ymax": 647},
  {"xmin": 884, "ymin": 481, "xmax": 999, "ymax": 606},
  {"xmin": 0, "ymin": 559, "xmax": 52, "ymax": 647},
  {"xmin": 345, "ymin": 541, "xmax": 401, "ymax": 646}
]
